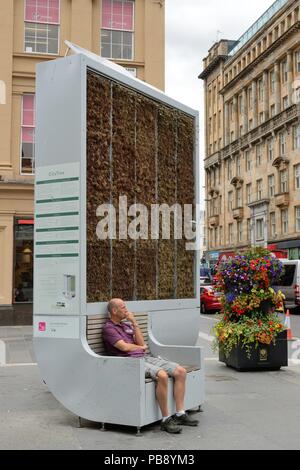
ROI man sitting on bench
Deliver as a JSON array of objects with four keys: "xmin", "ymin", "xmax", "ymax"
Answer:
[{"xmin": 103, "ymin": 298, "xmax": 199, "ymax": 434}]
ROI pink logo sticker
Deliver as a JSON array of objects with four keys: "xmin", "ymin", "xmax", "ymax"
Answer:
[{"xmin": 38, "ymin": 322, "xmax": 46, "ymax": 332}]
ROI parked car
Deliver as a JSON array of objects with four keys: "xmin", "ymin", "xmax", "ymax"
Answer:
[
  {"xmin": 272, "ymin": 259, "xmax": 300, "ymax": 313},
  {"xmin": 200, "ymin": 285, "xmax": 221, "ymax": 314}
]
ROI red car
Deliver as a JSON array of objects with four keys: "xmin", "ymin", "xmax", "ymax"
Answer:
[{"xmin": 200, "ymin": 286, "xmax": 221, "ymax": 314}]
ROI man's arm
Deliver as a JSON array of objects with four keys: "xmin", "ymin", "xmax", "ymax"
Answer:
[
  {"xmin": 113, "ymin": 340, "xmax": 147, "ymax": 353},
  {"xmin": 125, "ymin": 312, "xmax": 145, "ymax": 347}
]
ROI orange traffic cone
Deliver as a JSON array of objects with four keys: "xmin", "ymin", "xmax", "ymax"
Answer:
[{"xmin": 284, "ymin": 309, "xmax": 293, "ymax": 340}]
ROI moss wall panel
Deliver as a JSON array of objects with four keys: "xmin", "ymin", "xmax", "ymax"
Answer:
[
  {"xmin": 86, "ymin": 71, "xmax": 196, "ymax": 303},
  {"xmin": 176, "ymin": 113, "xmax": 195, "ymax": 299},
  {"xmin": 86, "ymin": 73, "xmax": 112, "ymax": 302},
  {"xmin": 135, "ymin": 96, "xmax": 157, "ymax": 299}
]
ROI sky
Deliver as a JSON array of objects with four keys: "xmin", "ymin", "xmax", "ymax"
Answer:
[{"xmin": 165, "ymin": 0, "xmax": 275, "ymax": 201}]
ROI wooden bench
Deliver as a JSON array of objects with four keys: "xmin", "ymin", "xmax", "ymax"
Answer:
[{"xmin": 86, "ymin": 313, "xmax": 200, "ymax": 384}]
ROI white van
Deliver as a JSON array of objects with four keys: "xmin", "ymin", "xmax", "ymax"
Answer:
[{"xmin": 272, "ymin": 259, "xmax": 300, "ymax": 313}]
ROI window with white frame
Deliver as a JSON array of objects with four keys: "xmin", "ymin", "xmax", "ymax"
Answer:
[
  {"xmin": 279, "ymin": 132, "xmax": 286, "ymax": 156},
  {"xmin": 268, "ymin": 137, "xmax": 274, "ymax": 161},
  {"xmin": 24, "ymin": 0, "xmax": 60, "ymax": 54},
  {"xmin": 101, "ymin": 0, "xmax": 134, "ymax": 60},
  {"xmin": 270, "ymin": 212, "xmax": 276, "ymax": 238},
  {"xmin": 268, "ymin": 174, "xmax": 275, "ymax": 197},
  {"xmin": 245, "ymin": 150, "xmax": 251, "ymax": 172},
  {"xmin": 228, "ymin": 223, "xmax": 233, "ymax": 244},
  {"xmin": 296, "ymin": 207, "xmax": 300, "ymax": 232},
  {"xmin": 257, "ymin": 179, "xmax": 263, "ymax": 200},
  {"xmin": 270, "ymin": 70, "xmax": 275, "ymax": 93},
  {"xmin": 227, "ymin": 159, "xmax": 232, "ymax": 180},
  {"xmin": 246, "ymin": 183, "xmax": 252, "ymax": 204},
  {"xmin": 293, "ymin": 124, "xmax": 300, "ymax": 150},
  {"xmin": 295, "ymin": 164, "xmax": 300, "ymax": 190},
  {"xmin": 281, "ymin": 60, "xmax": 288, "ymax": 83},
  {"xmin": 236, "ymin": 188, "xmax": 242, "ymax": 208},
  {"xmin": 21, "ymin": 94, "xmax": 35, "ymax": 174},
  {"xmin": 228, "ymin": 191, "xmax": 233, "ymax": 211},
  {"xmin": 236, "ymin": 155, "xmax": 241, "ymax": 176},
  {"xmin": 256, "ymin": 218, "xmax": 264, "ymax": 240},
  {"xmin": 280, "ymin": 169, "xmax": 288, "ymax": 193},
  {"xmin": 256, "ymin": 144, "xmax": 262, "ymax": 166},
  {"xmin": 247, "ymin": 218, "xmax": 251, "ymax": 241},
  {"xmin": 281, "ymin": 209, "xmax": 288, "ymax": 234},
  {"xmin": 237, "ymin": 221, "xmax": 243, "ymax": 242}
]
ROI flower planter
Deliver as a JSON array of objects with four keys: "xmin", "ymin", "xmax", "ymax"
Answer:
[{"xmin": 219, "ymin": 330, "xmax": 288, "ymax": 372}]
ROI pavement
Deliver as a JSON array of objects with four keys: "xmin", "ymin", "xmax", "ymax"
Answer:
[{"xmin": 1, "ymin": 321, "xmax": 300, "ymax": 450}]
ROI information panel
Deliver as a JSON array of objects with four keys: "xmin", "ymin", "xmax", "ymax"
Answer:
[{"xmin": 34, "ymin": 163, "xmax": 80, "ymax": 315}]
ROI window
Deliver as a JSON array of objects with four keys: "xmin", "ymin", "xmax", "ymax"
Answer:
[
  {"xmin": 258, "ymin": 78, "xmax": 264, "ymax": 101},
  {"xmin": 236, "ymin": 188, "xmax": 242, "ymax": 208},
  {"xmin": 296, "ymin": 207, "xmax": 300, "ymax": 232},
  {"xmin": 293, "ymin": 125, "xmax": 300, "ymax": 150},
  {"xmin": 268, "ymin": 137, "xmax": 274, "ymax": 161},
  {"xmin": 270, "ymin": 104, "xmax": 276, "ymax": 117},
  {"xmin": 268, "ymin": 174, "xmax": 275, "ymax": 197},
  {"xmin": 239, "ymin": 95, "xmax": 243, "ymax": 114},
  {"xmin": 246, "ymin": 183, "xmax": 252, "ymax": 204},
  {"xmin": 101, "ymin": 0, "xmax": 134, "ymax": 60},
  {"xmin": 227, "ymin": 159, "xmax": 232, "ymax": 180},
  {"xmin": 270, "ymin": 70, "xmax": 275, "ymax": 93},
  {"xmin": 228, "ymin": 191, "xmax": 233, "ymax": 211},
  {"xmin": 256, "ymin": 144, "xmax": 262, "ymax": 166},
  {"xmin": 281, "ymin": 209, "xmax": 288, "ymax": 234},
  {"xmin": 297, "ymin": 51, "xmax": 300, "ymax": 73},
  {"xmin": 219, "ymin": 226, "xmax": 223, "ymax": 246},
  {"xmin": 230, "ymin": 101, "xmax": 234, "ymax": 121},
  {"xmin": 230, "ymin": 131, "xmax": 235, "ymax": 143},
  {"xmin": 236, "ymin": 155, "xmax": 241, "ymax": 176},
  {"xmin": 270, "ymin": 212, "xmax": 276, "ymax": 238},
  {"xmin": 280, "ymin": 169, "xmax": 288, "ymax": 193},
  {"xmin": 283, "ymin": 95, "xmax": 289, "ymax": 109},
  {"xmin": 248, "ymin": 87, "xmax": 253, "ymax": 109},
  {"xmin": 21, "ymin": 94, "xmax": 35, "ymax": 174},
  {"xmin": 256, "ymin": 218, "xmax": 264, "ymax": 240},
  {"xmin": 279, "ymin": 132, "xmax": 286, "ymax": 156},
  {"xmin": 257, "ymin": 179, "xmax": 262, "ymax": 200},
  {"xmin": 247, "ymin": 219, "xmax": 251, "ymax": 241},
  {"xmin": 228, "ymin": 223, "xmax": 233, "ymax": 244},
  {"xmin": 237, "ymin": 221, "xmax": 243, "ymax": 242},
  {"xmin": 295, "ymin": 164, "xmax": 300, "ymax": 189},
  {"xmin": 259, "ymin": 112, "xmax": 264, "ymax": 124},
  {"xmin": 249, "ymin": 119, "xmax": 253, "ymax": 130},
  {"xmin": 245, "ymin": 150, "xmax": 251, "ymax": 171},
  {"xmin": 24, "ymin": 0, "xmax": 60, "ymax": 54},
  {"xmin": 282, "ymin": 60, "xmax": 288, "ymax": 83}
]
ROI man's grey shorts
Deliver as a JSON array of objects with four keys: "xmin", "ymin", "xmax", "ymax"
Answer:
[{"xmin": 144, "ymin": 356, "xmax": 179, "ymax": 381}]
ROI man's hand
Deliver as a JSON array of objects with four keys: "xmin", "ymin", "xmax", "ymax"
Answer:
[{"xmin": 125, "ymin": 311, "xmax": 137, "ymax": 325}]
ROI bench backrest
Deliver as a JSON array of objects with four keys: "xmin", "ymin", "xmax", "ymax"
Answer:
[{"xmin": 86, "ymin": 313, "xmax": 149, "ymax": 355}]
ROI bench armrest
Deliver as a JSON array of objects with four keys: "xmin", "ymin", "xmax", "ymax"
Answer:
[{"xmin": 148, "ymin": 331, "xmax": 203, "ymax": 368}]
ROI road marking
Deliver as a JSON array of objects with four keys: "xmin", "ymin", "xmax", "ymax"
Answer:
[
  {"xmin": 200, "ymin": 315, "xmax": 219, "ymax": 322},
  {"xmin": 198, "ymin": 331, "xmax": 214, "ymax": 342},
  {"xmin": 0, "ymin": 363, "xmax": 37, "ymax": 367},
  {"xmin": 0, "ymin": 340, "xmax": 6, "ymax": 365}
]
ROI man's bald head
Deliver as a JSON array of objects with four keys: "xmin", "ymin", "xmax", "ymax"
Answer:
[{"xmin": 107, "ymin": 298, "xmax": 125, "ymax": 318}]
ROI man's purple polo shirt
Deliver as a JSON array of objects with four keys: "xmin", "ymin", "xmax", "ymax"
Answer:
[{"xmin": 103, "ymin": 319, "xmax": 145, "ymax": 358}]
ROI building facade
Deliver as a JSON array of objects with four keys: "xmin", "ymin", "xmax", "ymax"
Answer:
[
  {"xmin": 0, "ymin": 0, "xmax": 165, "ymax": 325},
  {"xmin": 200, "ymin": 0, "xmax": 300, "ymax": 263}
]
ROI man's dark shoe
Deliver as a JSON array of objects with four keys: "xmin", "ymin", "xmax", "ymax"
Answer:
[
  {"xmin": 160, "ymin": 416, "xmax": 182, "ymax": 434},
  {"xmin": 173, "ymin": 413, "xmax": 199, "ymax": 426}
]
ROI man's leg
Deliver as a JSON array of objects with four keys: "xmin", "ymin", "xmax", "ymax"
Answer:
[
  {"xmin": 172, "ymin": 366, "xmax": 187, "ymax": 412},
  {"xmin": 156, "ymin": 370, "xmax": 169, "ymax": 417}
]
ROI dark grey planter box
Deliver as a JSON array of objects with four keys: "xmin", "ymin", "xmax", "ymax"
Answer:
[{"xmin": 219, "ymin": 330, "xmax": 288, "ymax": 371}]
